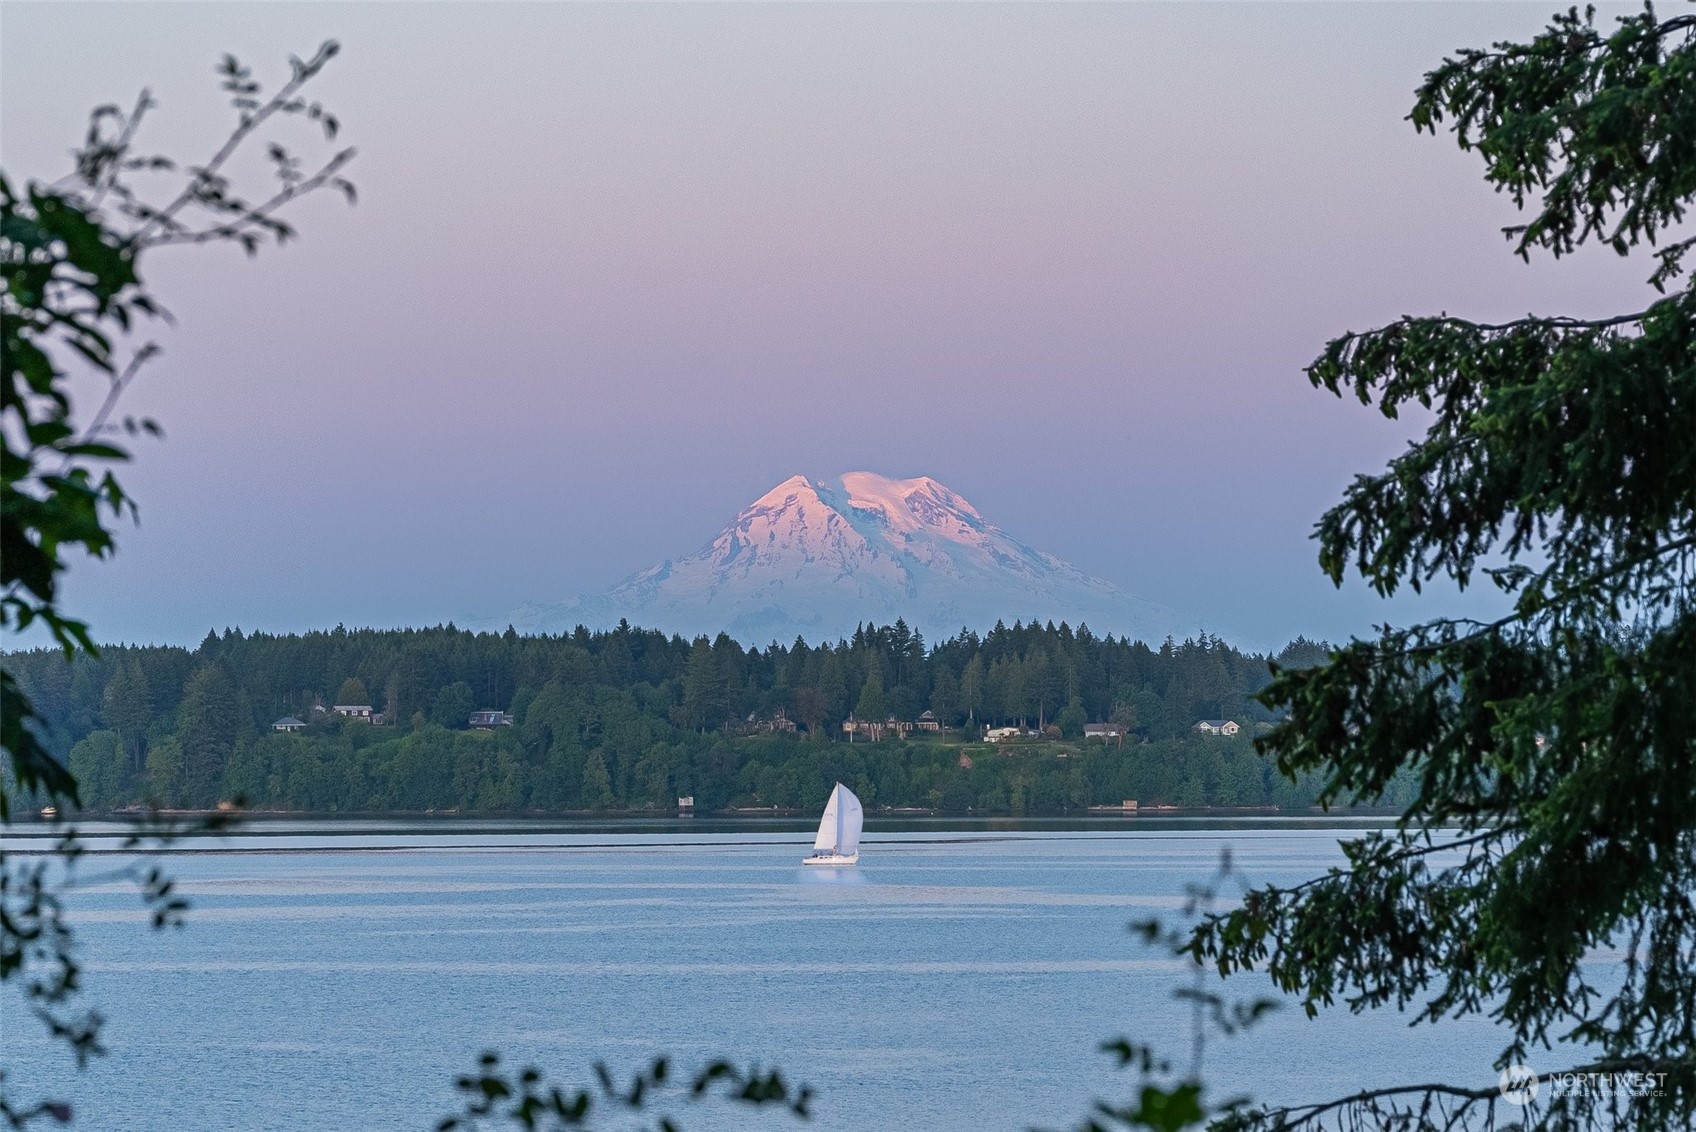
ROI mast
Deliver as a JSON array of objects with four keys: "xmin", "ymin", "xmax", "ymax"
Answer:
[{"xmin": 835, "ymin": 783, "xmax": 844, "ymax": 854}]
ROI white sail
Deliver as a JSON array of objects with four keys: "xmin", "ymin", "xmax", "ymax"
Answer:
[
  {"xmin": 837, "ymin": 785, "xmax": 863, "ymax": 856},
  {"xmin": 805, "ymin": 782, "xmax": 864, "ymax": 863},
  {"xmin": 813, "ymin": 785, "xmax": 841, "ymax": 851}
]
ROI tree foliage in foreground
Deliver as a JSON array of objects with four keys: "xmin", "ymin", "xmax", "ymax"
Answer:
[
  {"xmin": 1175, "ymin": 5, "xmax": 1696, "ymax": 1130},
  {"xmin": 436, "ymin": 1052, "xmax": 811, "ymax": 1132},
  {"xmin": 1, "ymin": 42, "xmax": 358, "ymax": 1127}
]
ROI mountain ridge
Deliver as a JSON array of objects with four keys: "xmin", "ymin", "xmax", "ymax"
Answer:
[{"xmin": 511, "ymin": 472, "xmax": 1196, "ymax": 645}]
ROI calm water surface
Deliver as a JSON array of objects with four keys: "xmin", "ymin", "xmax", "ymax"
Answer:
[{"xmin": 3, "ymin": 819, "xmax": 1510, "ymax": 1131}]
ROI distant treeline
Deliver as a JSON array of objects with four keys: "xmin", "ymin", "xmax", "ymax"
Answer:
[{"xmin": 6, "ymin": 620, "xmax": 1407, "ymax": 814}]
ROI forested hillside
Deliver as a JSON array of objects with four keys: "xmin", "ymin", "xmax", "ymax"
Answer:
[{"xmin": 6, "ymin": 620, "xmax": 1385, "ymax": 814}]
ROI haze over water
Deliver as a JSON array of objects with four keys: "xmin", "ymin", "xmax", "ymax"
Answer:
[{"xmin": 4, "ymin": 821, "xmax": 1513, "ymax": 1131}]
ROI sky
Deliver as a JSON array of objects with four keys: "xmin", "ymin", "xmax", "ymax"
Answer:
[{"xmin": 1, "ymin": 2, "xmax": 1656, "ymax": 652}]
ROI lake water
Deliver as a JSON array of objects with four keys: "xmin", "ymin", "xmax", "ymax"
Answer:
[{"xmin": 2, "ymin": 819, "xmax": 1513, "ymax": 1131}]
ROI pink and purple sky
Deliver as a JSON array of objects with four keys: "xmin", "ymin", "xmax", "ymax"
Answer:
[{"xmin": 2, "ymin": 2, "xmax": 1653, "ymax": 650}]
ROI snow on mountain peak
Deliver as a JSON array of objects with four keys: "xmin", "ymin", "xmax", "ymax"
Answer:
[
  {"xmin": 722, "ymin": 475, "xmax": 869, "ymax": 565},
  {"xmin": 828, "ymin": 471, "xmax": 985, "ymax": 543},
  {"xmin": 747, "ymin": 474, "xmax": 820, "ymax": 511},
  {"xmin": 511, "ymin": 471, "xmax": 1194, "ymax": 645}
]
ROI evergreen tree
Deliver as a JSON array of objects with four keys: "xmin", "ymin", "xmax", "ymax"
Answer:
[
  {"xmin": 101, "ymin": 658, "xmax": 151, "ymax": 773},
  {"xmin": 1055, "ymin": 696, "xmax": 1087, "ymax": 740},
  {"xmin": 431, "ymin": 681, "xmax": 475, "ymax": 729},
  {"xmin": 390, "ymin": 648, "xmax": 431, "ymax": 722},
  {"xmin": 854, "ymin": 666, "xmax": 885, "ymax": 723},
  {"xmin": 1030, "ymin": 648, "xmax": 1063, "ymax": 728},
  {"xmin": 929, "ymin": 666, "xmax": 959, "ymax": 726},
  {"xmin": 176, "ymin": 663, "xmax": 240, "ymax": 806},
  {"xmin": 885, "ymin": 684, "xmax": 919, "ymax": 723},
  {"xmin": 959, "ymin": 654, "xmax": 986, "ymax": 724},
  {"xmin": 1188, "ymin": 7, "xmax": 1696, "ymax": 1129},
  {"xmin": 679, "ymin": 636, "xmax": 728, "ymax": 731},
  {"xmin": 818, "ymin": 652, "xmax": 849, "ymax": 720}
]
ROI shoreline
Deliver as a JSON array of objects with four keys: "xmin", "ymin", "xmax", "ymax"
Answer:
[
  {"xmin": 11, "ymin": 802, "xmax": 1405, "ymax": 824},
  {"xmin": 1, "ymin": 809, "xmax": 1418, "ymax": 847}
]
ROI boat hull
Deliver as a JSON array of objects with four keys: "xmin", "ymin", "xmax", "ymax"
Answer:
[{"xmin": 802, "ymin": 853, "xmax": 859, "ymax": 866}]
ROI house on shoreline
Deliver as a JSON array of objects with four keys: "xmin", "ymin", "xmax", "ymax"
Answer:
[
  {"xmin": 743, "ymin": 708, "xmax": 798, "ymax": 734},
  {"xmin": 843, "ymin": 714, "xmax": 919, "ymax": 741},
  {"xmin": 332, "ymin": 704, "xmax": 390, "ymax": 725}
]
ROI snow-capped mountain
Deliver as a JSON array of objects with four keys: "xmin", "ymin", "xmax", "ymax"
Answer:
[{"xmin": 511, "ymin": 472, "xmax": 1194, "ymax": 645}]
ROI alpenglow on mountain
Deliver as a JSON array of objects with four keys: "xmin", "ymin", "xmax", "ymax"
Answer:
[{"xmin": 512, "ymin": 472, "xmax": 1193, "ymax": 646}]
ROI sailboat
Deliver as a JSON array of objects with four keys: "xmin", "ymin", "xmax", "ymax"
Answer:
[{"xmin": 803, "ymin": 782, "xmax": 863, "ymax": 865}]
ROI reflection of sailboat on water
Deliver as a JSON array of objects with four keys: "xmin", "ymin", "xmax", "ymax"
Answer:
[{"xmin": 803, "ymin": 782, "xmax": 863, "ymax": 866}]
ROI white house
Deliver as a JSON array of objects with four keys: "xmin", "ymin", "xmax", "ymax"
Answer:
[
  {"xmin": 332, "ymin": 704, "xmax": 374, "ymax": 721},
  {"xmin": 985, "ymin": 727, "xmax": 1021, "ymax": 743},
  {"xmin": 272, "ymin": 716, "xmax": 306, "ymax": 733},
  {"xmin": 1083, "ymin": 723, "xmax": 1123, "ymax": 740},
  {"xmin": 1194, "ymin": 719, "xmax": 1241, "ymax": 737},
  {"xmin": 469, "ymin": 710, "xmax": 514, "ymax": 729}
]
